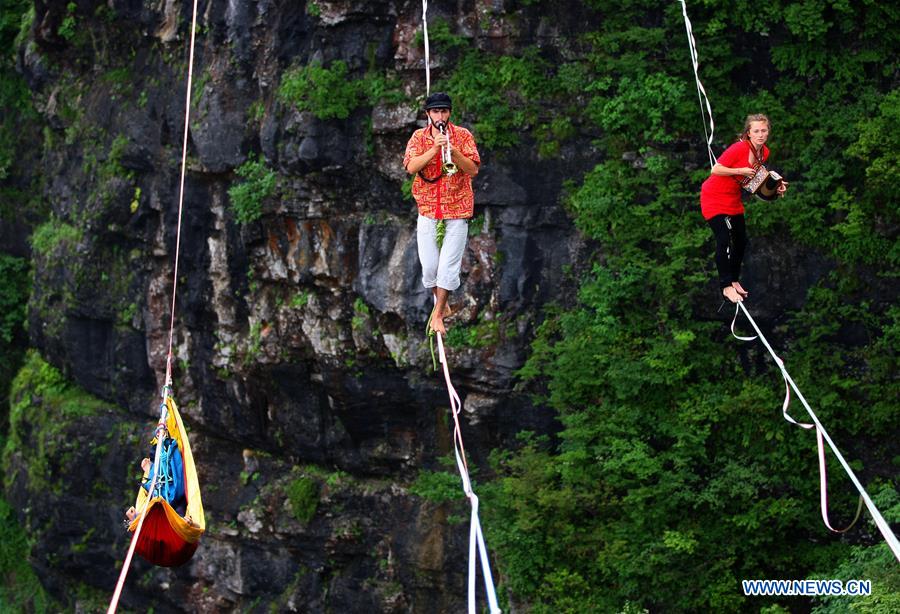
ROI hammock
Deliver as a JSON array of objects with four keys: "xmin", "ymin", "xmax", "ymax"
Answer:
[{"xmin": 126, "ymin": 396, "xmax": 205, "ymax": 567}]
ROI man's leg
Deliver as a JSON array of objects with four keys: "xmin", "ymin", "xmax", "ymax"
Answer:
[
  {"xmin": 417, "ymin": 215, "xmax": 439, "ymax": 289},
  {"xmin": 431, "ymin": 219, "xmax": 468, "ymax": 334},
  {"xmin": 431, "ymin": 287, "xmax": 450, "ymax": 334}
]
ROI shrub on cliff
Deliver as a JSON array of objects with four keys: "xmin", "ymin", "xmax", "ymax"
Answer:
[
  {"xmin": 278, "ymin": 60, "xmax": 403, "ymax": 121},
  {"xmin": 228, "ymin": 153, "xmax": 277, "ymax": 224},
  {"xmin": 286, "ymin": 476, "xmax": 319, "ymax": 524}
]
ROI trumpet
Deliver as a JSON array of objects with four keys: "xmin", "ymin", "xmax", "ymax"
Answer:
[{"xmin": 436, "ymin": 122, "xmax": 458, "ymax": 176}]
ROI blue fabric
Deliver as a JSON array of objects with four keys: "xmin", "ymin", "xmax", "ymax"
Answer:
[{"xmin": 142, "ymin": 438, "xmax": 186, "ymax": 506}]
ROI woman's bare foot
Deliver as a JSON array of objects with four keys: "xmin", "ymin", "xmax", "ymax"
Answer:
[
  {"xmin": 723, "ymin": 286, "xmax": 742, "ymax": 303},
  {"xmin": 141, "ymin": 458, "xmax": 151, "ymax": 473},
  {"xmin": 731, "ymin": 281, "xmax": 749, "ymax": 297},
  {"xmin": 430, "ymin": 315, "xmax": 446, "ymax": 334},
  {"xmin": 185, "ymin": 515, "xmax": 193, "ymax": 526},
  {"xmin": 125, "ymin": 506, "xmax": 137, "ymax": 523}
]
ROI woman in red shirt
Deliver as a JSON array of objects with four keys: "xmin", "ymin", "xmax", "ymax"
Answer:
[{"xmin": 700, "ymin": 114, "xmax": 788, "ymax": 303}]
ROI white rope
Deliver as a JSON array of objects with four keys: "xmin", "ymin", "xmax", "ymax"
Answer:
[
  {"xmin": 732, "ymin": 302, "xmax": 900, "ymax": 562},
  {"xmin": 422, "ymin": 0, "xmax": 431, "ymax": 95},
  {"xmin": 108, "ymin": 0, "xmax": 201, "ymax": 609},
  {"xmin": 164, "ymin": 0, "xmax": 201, "ymax": 388},
  {"xmin": 678, "ymin": 0, "xmax": 717, "ymax": 169},
  {"xmin": 420, "ymin": 2, "xmax": 498, "ymax": 605},
  {"xmin": 435, "ymin": 331, "xmax": 502, "ymax": 613}
]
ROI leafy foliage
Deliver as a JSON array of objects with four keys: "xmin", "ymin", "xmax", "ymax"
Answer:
[
  {"xmin": 0, "ymin": 255, "xmax": 28, "ymax": 411},
  {"xmin": 0, "ymin": 497, "xmax": 50, "ymax": 612},
  {"xmin": 277, "ymin": 60, "xmax": 403, "ymax": 120},
  {"xmin": 438, "ymin": 48, "xmax": 557, "ymax": 149},
  {"xmin": 228, "ymin": 154, "xmax": 277, "ymax": 224},
  {"xmin": 0, "ymin": 0, "xmax": 37, "ymax": 216},
  {"xmin": 29, "ymin": 217, "xmax": 81, "ymax": 255},
  {"xmin": 470, "ymin": 1, "xmax": 900, "ymax": 612},
  {"xmin": 409, "ymin": 469, "xmax": 462, "ymax": 502},
  {"xmin": 4, "ymin": 350, "xmax": 109, "ymax": 494},
  {"xmin": 286, "ymin": 476, "xmax": 319, "ymax": 524},
  {"xmin": 57, "ymin": 2, "xmax": 77, "ymax": 42},
  {"xmin": 811, "ymin": 486, "xmax": 900, "ymax": 614}
]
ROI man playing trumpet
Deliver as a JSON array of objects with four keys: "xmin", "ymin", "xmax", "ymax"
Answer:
[{"xmin": 403, "ymin": 92, "xmax": 481, "ymax": 334}]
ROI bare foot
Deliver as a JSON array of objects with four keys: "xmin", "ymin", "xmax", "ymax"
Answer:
[
  {"xmin": 125, "ymin": 506, "xmax": 137, "ymax": 522},
  {"xmin": 731, "ymin": 281, "xmax": 749, "ymax": 297},
  {"xmin": 430, "ymin": 315, "xmax": 447, "ymax": 335},
  {"xmin": 723, "ymin": 286, "xmax": 742, "ymax": 303},
  {"xmin": 442, "ymin": 303, "xmax": 453, "ymax": 320},
  {"xmin": 141, "ymin": 458, "xmax": 151, "ymax": 473},
  {"xmin": 185, "ymin": 515, "xmax": 193, "ymax": 526}
]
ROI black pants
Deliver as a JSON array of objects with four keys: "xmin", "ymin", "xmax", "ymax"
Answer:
[{"xmin": 707, "ymin": 214, "xmax": 746, "ymax": 289}]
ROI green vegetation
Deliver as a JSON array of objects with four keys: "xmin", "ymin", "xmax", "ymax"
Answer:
[
  {"xmin": 467, "ymin": 213, "xmax": 485, "ymax": 236},
  {"xmin": 103, "ymin": 66, "xmax": 133, "ymax": 98},
  {"xmin": 400, "ymin": 176, "xmax": 414, "ymax": 201},
  {"xmin": 242, "ymin": 321, "xmax": 265, "ymax": 366},
  {"xmin": 443, "ymin": 312, "xmax": 503, "ymax": 349},
  {"xmin": 351, "ymin": 297, "xmax": 371, "ymax": 330},
  {"xmin": 290, "ymin": 290, "xmax": 310, "ymax": 309},
  {"xmin": 811, "ymin": 486, "xmax": 900, "ymax": 613},
  {"xmin": 420, "ymin": 20, "xmax": 586, "ymax": 150},
  {"xmin": 29, "ymin": 217, "xmax": 81, "ymax": 256},
  {"xmin": 228, "ymin": 153, "xmax": 277, "ymax": 224},
  {"xmin": 278, "ymin": 61, "xmax": 361, "ymax": 119},
  {"xmin": 4, "ymin": 350, "xmax": 109, "ymax": 493},
  {"xmin": 277, "ymin": 60, "xmax": 403, "ymax": 120},
  {"xmin": 247, "ymin": 99, "xmax": 265, "ymax": 123},
  {"xmin": 76, "ymin": 131, "xmax": 137, "ymax": 210},
  {"xmin": 0, "ymin": 497, "xmax": 50, "ymax": 612},
  {"xmin": 57, "ymin": 2, "xmax": 77, "ymax": 42},
  {"xmin": 0, "ymin": 255, "xmax": 28, "ymax": 408},
  {"xmin": 410, "ymin": 469, "xmax": 461, "ymax": 502},
  {"xmin": 286, "ymin": 476, "xmax": 319, "ymax": 524},
  {"xmin": 454, "ymin": 1, "xmax": 900, "ymax": 612},
  {"xmin": 0, "ymin": 0, "xmax": 38, "ymax": 219},
  {"xmin": 439, "ymin": 48, "xmax": 557, "ymax": 149}
]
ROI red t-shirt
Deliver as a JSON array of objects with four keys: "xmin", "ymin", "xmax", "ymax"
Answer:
[{"xmin": 700, "ymin": 140, "xmax": 769, "ymax": 220}]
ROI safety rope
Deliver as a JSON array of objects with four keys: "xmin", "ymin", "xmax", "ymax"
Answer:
[
  {"xmin": 422, "ymin": 0, "xmax": 431, "ymax": 95},
  {"xmin": 418, "ymin": 4, "xmax": 501, "ymax": 605},
  {"xmin": 678, "ymin": 0, "xmax": 716, "ymax": 169},
  {"xmin": 435, "ymin": 330, "xmax": 502, "ymax": 613},
  {"xmin": 151, "ymin": 435, "xmax": 177, "ymax": 502},
  {"xmin": 163, "ymin": 0, "xmax": 201, "ymax": 390},
  {"xmin": 731, "ymin": 303, "xmax": 900, "ymax": 562},
  {"xmin": 108, "ymin": 0, "xmax": 201, "ymax": 610}
]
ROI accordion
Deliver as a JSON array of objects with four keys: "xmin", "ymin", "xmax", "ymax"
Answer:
[{"xmin": 742, "ymin": 165, "xmax": 784, "ymax": 201}]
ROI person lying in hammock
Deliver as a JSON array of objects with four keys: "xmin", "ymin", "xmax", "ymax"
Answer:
[{"xmin": 124, "ymin": 433, "xmax": 191, "ymax": 525}]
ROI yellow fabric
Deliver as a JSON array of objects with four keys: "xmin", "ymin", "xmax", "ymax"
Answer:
[{"xmin": 129, "ymin": 396, "xmax": 205, "ymax": 540}]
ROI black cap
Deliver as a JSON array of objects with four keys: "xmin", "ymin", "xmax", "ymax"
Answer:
[{"xmin": 424, "ymin": 92, "xmax": 452, "ymax": 110}]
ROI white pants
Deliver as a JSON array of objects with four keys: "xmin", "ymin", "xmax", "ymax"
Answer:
[{"xmin": 417, "ymin": 215, "xmax": 468, "ymax": 291}]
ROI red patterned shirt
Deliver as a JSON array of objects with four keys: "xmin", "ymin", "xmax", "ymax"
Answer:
[{"xmin": 403, "ymin": 123, "xmax": 480, "ymax": 220}]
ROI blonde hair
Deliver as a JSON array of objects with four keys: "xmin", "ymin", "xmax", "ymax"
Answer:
[{"xmin": 738, "ymin": 114, "xmax": 771, "ymax": 140}]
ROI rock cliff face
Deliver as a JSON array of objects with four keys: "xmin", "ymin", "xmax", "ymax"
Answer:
[{"xmin": 6, "ymin": 0, "xmax": 594, "ymax": 610}]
